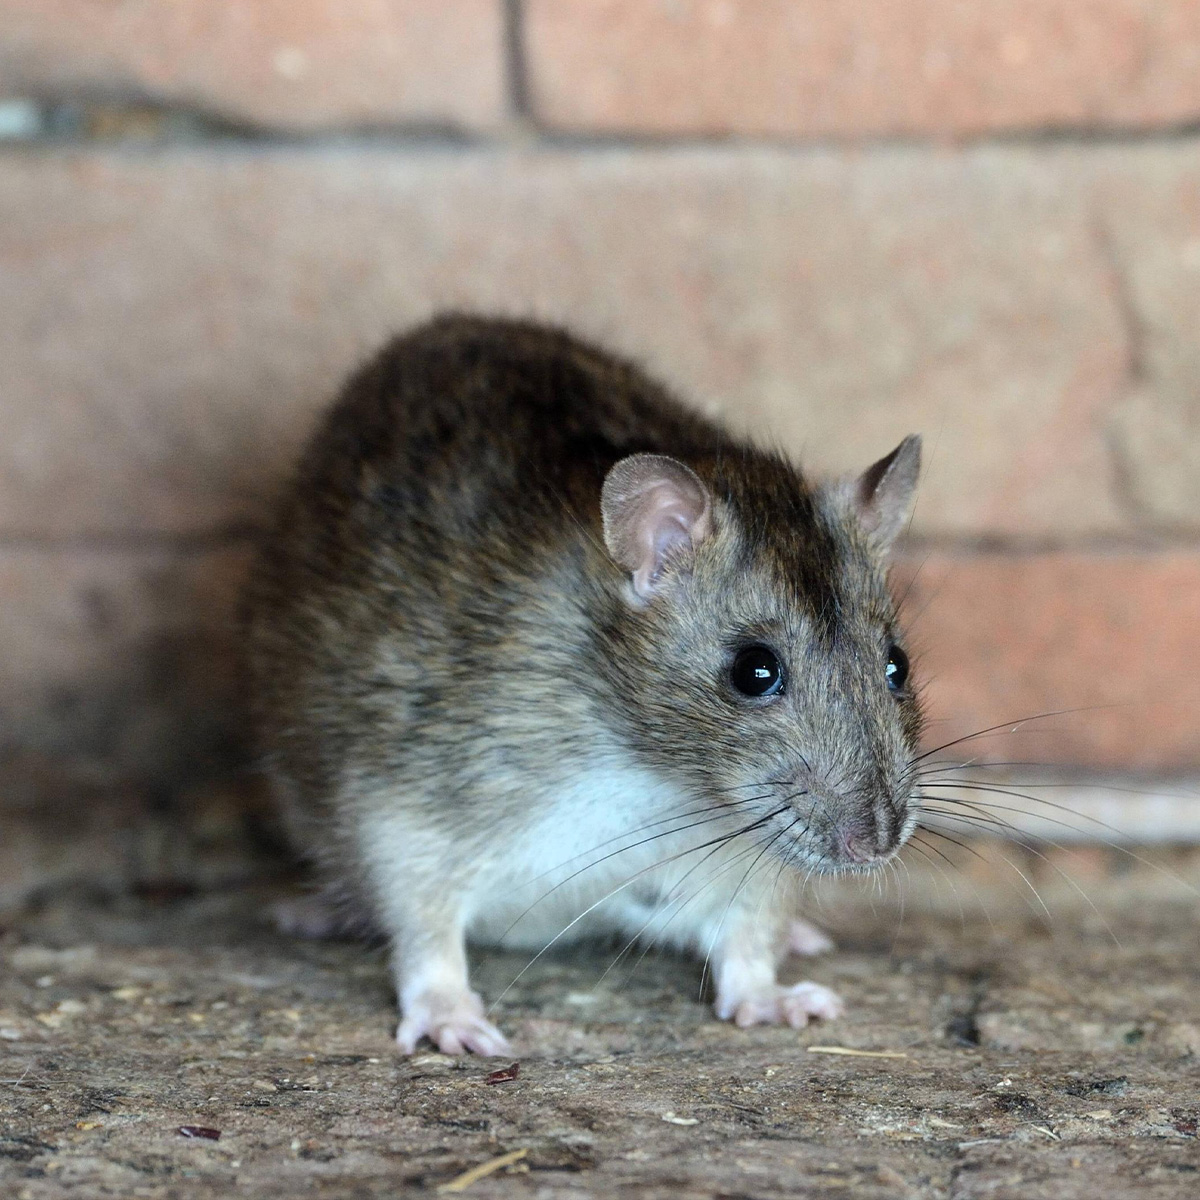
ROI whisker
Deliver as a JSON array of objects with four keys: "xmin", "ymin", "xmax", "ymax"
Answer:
[
  {"xmin": 919, "ymin": 809, "xmax": 1122, "ymax": 946},
  {"xmin": 612, "ymin": 844, "xmax": 763, "ymax": 990},
  {"xmin": 890, "ymin": 855, "xmax": 909, "ymax": 946},
  {"xmin": 753, "ymin": 815, "xmax": 804, "ymax": 930},
  {"xmin": 910, "ymin": 705, "xmax": 1128, "ymax": 767},
  {"xmin": 698, "ymin": 815, "xmax": 802, "ymax": 1002},
  {"xmin": 619, "ymin": 796, "xmax": 806, "ymax": 993},
  {"xmin": 595, "ymin": 819, "xmax": 781, "ymax": 989},
  {"xmin": 504, "ymin": 777, "xmax": 797, "ymax": 926},
  {"xmin": 917, "ymin": 769, "xmax": 1199, "ymax": 802},
  {"xmin": 902, "ymin": 837, "xmax": 953, "ymax": 911},
  {"xmin": 497, "ymin": 797, "xmax": 767, "ymax": 941},
  {"xmin": 892, "ymin": 550, "xmax": 934, "ymax": 617},
  {"xmin": 914, "ymin": 820, "xmax": 1055, "ymax": 925},
  {"xmin": 515, "ymin": 796, "xmax": 759, "ymax": 888},
  {"xmin": 614, "ymin": 819, "xmax": 803, "ymax": 992},
  {"xmin": 906, "ymin": 832, "xmax": 968, "ymax": 931},
  {"xmin": 488, "ymin": 807, "xmax": 790, "ymax": 1011},
  {"xmin": 919, "ymin": 782, "xmax": 1200, "ymax": 899},
  {"xmin": 903, "ymin": 824, "xmax": 1000, "ymax": 936}
]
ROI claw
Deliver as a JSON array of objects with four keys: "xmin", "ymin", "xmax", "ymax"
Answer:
[
  {"xmin": 716, "ymin": 980, "xmax": 844, "ymax": 1029},
  {"xmin": 396, "ymin": 990, "xmax": 511, "ymax": 1057}
]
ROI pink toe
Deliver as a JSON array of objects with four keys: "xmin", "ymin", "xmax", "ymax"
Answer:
[
  {"xmin": 436, "ymin": 1028, "xmax": 465, "ymax": 1055},
  {"xmin": 791, "ymin": 983, "xmax": 844, "ymax": 1020},
  {"xmin": 782, "ymin": 1003, "xmax": 813, "ymax": 1029},
  {"xmin": 470, "ymin": 1031, "xmax": 511, "ymax": 1057}
]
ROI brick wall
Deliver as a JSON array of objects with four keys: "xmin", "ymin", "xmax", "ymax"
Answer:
[{"xmin": 1, "ymin": 1, "xmax": 1198, "ymax": 897}]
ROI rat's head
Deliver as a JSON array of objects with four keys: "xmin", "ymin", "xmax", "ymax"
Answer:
[{"xmin": 597, "ymin": 437, "xmax": 924, "ymax": 874}]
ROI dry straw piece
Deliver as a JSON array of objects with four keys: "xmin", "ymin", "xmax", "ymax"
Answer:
[
  {"xmin": 806, "ymin": 1046, "xmax": 909, "ymax": 1059},
  {"xmin": 437, "ymin": 1148, "xmax": 530, "ymax": 1193}
]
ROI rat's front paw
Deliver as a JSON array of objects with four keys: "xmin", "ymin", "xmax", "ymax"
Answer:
[
  {"xmin": 396, "ymin": 989, "xmax": 511, "ymax": 1056},
  {"xmin": 715, "ymin": 980, "xmax": 845, "ymax": 1030}
]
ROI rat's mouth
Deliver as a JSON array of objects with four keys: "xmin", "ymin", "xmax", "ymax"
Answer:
[{"xmin": 832, "ymin": 828, "xmax": 900, "ymax": 868}]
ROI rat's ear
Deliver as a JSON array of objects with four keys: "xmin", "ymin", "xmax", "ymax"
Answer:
[
  {"xmin": 601, "ymin": 454, "xmax": 713, "ymax": 600},
  {"xmin": 850, "ymin": 435, "xmax": 921, "ymax": 553}
]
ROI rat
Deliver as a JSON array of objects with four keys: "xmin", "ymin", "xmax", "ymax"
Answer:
[{"xmin": 244, "ymin": 314, "xmax": 923, "ymax": 1056}]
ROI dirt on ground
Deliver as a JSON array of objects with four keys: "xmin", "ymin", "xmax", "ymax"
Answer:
[{"xmin": 1, "ymin": 853, "xmax": 1198, "ymax": 1199}]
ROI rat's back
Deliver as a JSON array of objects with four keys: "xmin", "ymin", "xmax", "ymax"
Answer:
[{"xmin": 243, "ymin": 315, "xmax": 714, "ymax": 864}]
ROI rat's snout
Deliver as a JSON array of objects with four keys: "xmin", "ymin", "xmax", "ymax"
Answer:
[
  {"xmin": 830, "ymin": 801, "xmax": 907, "ymax": 869},
  {"xmin": 784, "ymin": 758, "xmax": 912, "ymax": 873}
]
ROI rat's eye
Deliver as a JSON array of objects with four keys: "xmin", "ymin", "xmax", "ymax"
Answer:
[
  {"xmin": 886, "ymin": 644, "xmax": 910, "ymax": 694},
  {"xmin": 731, "ymin": 646, "xmax": 784, "ymax": 698}
]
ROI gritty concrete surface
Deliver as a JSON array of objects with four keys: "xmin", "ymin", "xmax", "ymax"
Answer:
[{"xmin": 1, "ymin": 858, "xmax": 1198, "ymax": 1200}]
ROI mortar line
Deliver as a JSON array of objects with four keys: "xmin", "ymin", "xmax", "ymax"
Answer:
[
  {"xmin": 6, "ymin": 98, "xmax": 1200, "ymax": 154},
  {"xmin": 503, "ymin": 0, "xmax": 532, "ymax": 123}
]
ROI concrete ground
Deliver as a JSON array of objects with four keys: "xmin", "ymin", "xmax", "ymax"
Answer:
[{"xmin": 1, "ymin": 848, "xmax": 1198, "ymax": 1200}]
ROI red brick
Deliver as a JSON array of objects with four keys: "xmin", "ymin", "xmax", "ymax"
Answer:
[
  {"xmin": 0, "ymin": 146, "xmax": 1135, "ymax": 539},
  {"xmin": 525, "ymin": 0, "xmax": 1200, "ymax": 138},
  {"xmin": 0, "ymin": 0, "xmax": 506, "ymax": 131},
  {"xmin": 898, "ymin": 552, "xmax": 1200, "ymax": 772},
  {"xmin": 1090, "ymin": 147, "xmax": 1200, "ymax": 532}
]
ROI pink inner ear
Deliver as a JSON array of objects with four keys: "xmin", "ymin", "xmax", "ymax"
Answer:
[
  {"xmin": 634, "ymin": 491, "xmax": 701, "ymax": 595},
  {"xmin": 601, "ymin": 453, "xmax": 713, "ymax": 600}
]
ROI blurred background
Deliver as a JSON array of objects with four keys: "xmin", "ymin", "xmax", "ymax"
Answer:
[{"xmin": 1, "ymin": 0, "xmax": 1198, "ymax": 910}]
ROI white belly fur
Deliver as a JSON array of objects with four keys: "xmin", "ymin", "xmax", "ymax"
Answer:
[{"xmin": 462, "ymin": 762, "xmax": 777, "ymax": 957}]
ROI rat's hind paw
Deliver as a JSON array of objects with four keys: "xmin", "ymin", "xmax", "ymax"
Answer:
[
  {"xmin": 786, "ymin": 919, "xmax": 834, "ymax": 956},
  {"xmin": 715, "ymin": 980, "xmax": 845, "ymax": 1030},
  {"xmin": 396, "ymin": 990, "xmax": 511, "ymax": 1056}
]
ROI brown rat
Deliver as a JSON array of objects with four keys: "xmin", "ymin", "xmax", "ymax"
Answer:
[{"xmin": 244, "ymin": 314, "xmax": 924, "ymax": 1055}]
